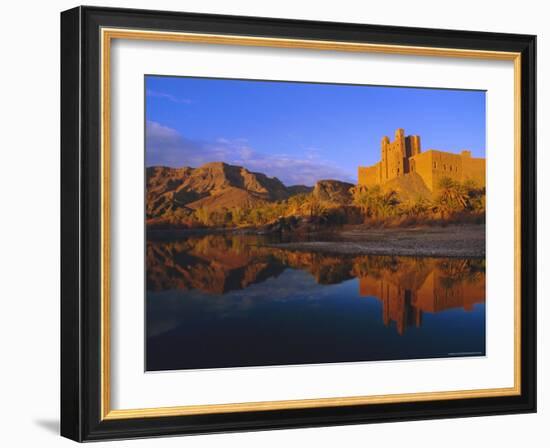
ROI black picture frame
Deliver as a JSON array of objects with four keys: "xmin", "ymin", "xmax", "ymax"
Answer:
[{"xmin": 61, "ymin": 5, "xmax": 536, "ymax": 442}]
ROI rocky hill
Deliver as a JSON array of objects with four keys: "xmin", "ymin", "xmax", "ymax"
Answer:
[
  {"xmin": 146, "ymin": 162, "xmax": 311, "ymax": 220},
  {"xmin": 312, "ymin": 180, "xmax": 354, "ymax": 204}
]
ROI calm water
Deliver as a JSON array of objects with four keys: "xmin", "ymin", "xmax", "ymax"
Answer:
[{"xmin": 146, "ymin": 233, "xmax": 486, "ymax": 371}]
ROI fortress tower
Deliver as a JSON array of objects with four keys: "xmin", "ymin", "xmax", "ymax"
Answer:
[
  {"xmin": 380, "ymin": 128, "xmax": 421, "ymax": 181},
  {"xmin": 358, "ymin": 128, "xmax": 485, "ymax": 191}
]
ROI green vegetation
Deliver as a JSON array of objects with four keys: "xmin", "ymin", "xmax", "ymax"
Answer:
[
  {"xmin": 147, "ymin": 176, "xmax": 485, "ymax": 231},
  {"xmin": 190, "ymin": 194, "xmax": 325, "ymax": 228},
  {"xmin": 433, "ymin": 177, "xmax": 486, "ymax": 218},
  {"xmin": 350, "ymin": 177, "xmax": 485, "ymax": 227},
  {"xmin": 349, "ymin": 185, "xmax": 400, "ymax": 219}
]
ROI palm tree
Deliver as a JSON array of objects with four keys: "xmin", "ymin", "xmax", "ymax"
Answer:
[
  {"xmin": 375, "ymin": 190, "xmax": 400, "ymax": 218},
  {"xmin": 435, "ymin": 177, "xmax": 469, "ymax": 218},
  {"xmin": 350, "ymin": 185, "xmax": 372, "ymax": 215},
  {"xmin": 301, "ymin": 194, "xmax": 326, "ymax": 218},
  {"xmin": 351, "ymin": 185, "xmax": 400, "ymax": 219},
  {"xmin": 462, "ymin": 179, "xmax": 486, "ymax": 214},
  {"xmin": 286, "ymin": 194, "xmax": 309, "ymax": 216},
  {"xmin": 401, "ymin": 196, "xmax": 431, "ymax": 216}
]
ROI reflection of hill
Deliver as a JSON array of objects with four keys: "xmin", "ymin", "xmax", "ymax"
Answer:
[
  {"xmin": 146, "ymin": 236, "xmax": 287, "ymax": 294},
  {"xmin": 147, "ymin": 235, "xmax": 355, "ymax": 293},
  {"xmin": 273, "ymin": 250, "xmax": 355, "ymax": 285},
  {"xmin": 147, "ymin": 234, "xmax": 485, "ymax": 334}
]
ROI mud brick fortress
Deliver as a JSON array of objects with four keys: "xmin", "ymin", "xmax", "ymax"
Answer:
[{"xmin": 358, "ymin": 128, "xmax": 486, "ymax": 191}]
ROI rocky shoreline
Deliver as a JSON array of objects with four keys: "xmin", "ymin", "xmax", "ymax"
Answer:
[{"xmin": 269, "ymin": 224, "xmax": 485, "ymax": 258}]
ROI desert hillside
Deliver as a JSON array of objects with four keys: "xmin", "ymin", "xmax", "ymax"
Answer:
[
  {"xmin": 312, "ymin": 180, "xmax": 354, "ymax": 204},
  {"xmin": 146, "ymin": 162, "xmax": 312, "ymax": 220}
]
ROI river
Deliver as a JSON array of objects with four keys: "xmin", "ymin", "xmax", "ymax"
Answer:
[{"xmin": 146, "ymin": 233, "xmax": 486, "ymax": 371}]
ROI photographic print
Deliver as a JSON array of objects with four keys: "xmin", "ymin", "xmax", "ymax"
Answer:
[{"xmin": 145, "ymin": 75, "xmax": 487, "ymax": 371}]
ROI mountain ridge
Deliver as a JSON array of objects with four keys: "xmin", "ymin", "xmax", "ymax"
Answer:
[{"xmin": 146, "ymin": 162, "xmax": 313, "ymax": 221}]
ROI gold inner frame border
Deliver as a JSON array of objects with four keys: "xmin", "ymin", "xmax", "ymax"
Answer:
[{"xmin": 99, "ymin": 27, "xmax": 522, "ymax": 421}]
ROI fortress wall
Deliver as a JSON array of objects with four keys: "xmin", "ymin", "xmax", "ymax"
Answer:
[
  {"xmin": 358, "ymin": 164, "xmax": 380, "ymax": 186},
  {"xmin": 429, "ymin": 150, "xmax": 464, "ymax": 190},
  {"xmin": 412, "ymin": 150, "xmax": 486, "ymax": 191},
  {"xmin": 461, "ymin": 155, "xmax": 486, "ymax": 187},
  {"xmin": 410, "ymin": 151, "xmax": 434, "ymax": 190}
]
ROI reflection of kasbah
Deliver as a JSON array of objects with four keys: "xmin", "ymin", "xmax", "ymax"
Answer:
[
  {"xmin": 358, "ymin": 128, "xmax": 486, "ymax": 191},
  {"xmin": 358, "ymin": 258, "xmax": 485, "ymax": 335}
]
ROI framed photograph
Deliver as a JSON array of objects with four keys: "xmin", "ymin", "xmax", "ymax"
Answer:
[{"xmin": 61, "ymin": 6, "xmax": 536, "ymax": 442}]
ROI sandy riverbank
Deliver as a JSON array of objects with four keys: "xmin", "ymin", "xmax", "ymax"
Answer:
[{"xmin": 269, "ymin": 224, "xmax": 485, "ymax": 258}]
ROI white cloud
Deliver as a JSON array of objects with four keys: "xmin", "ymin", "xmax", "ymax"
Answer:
[
  {"xmin": 146, "ymin": 89, "xmax": 193, "ymax": 104},
  {"xmin": 145, "ymin": 121, "xmax": 354, "ymax": 186},
  {"xmin": 147, "ymin": 120, "xmax": 181, "ymax": 140}
]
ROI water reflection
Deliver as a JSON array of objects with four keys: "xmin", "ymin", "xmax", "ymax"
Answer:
[
  {"xmin": 146, "ymin": 233, "xmax": 485, "ymax": 370},
  {"xmin": 147, "ymin": 234, "xmax": 484, "ymax": 334},
  {"xmin": 355, "ymin": 257, "xmax": 485, "ymax": 335}
]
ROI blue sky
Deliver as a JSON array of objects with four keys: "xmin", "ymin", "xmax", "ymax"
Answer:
[{"xmin": 145, "ymin": 75, "xmax": 486, "ymax": 186}]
